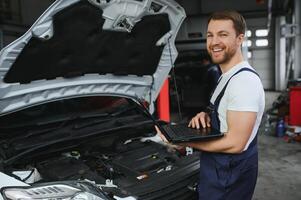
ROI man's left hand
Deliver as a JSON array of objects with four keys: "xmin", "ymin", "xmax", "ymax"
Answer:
[
  {"xmin": 154, "ymin": 126, "xmax": 186, "ymax": 151},
  {"xmin": 155, "ymin": 125, "xmax": 168, "ymax": 143}
]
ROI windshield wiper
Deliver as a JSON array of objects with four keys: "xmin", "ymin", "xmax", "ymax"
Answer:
[
  {"xmin": 1, "ymin": 105, "xmax": 137, "ymax": 130},
  {"xmin": 72, "ymin": 113, "xmax": 142, "ymax": 130},
  {"xmin": 0, "ymin": 109, "xmax": 114, "ymax": 129},
  {"xmin": 37, "ymin": 112, "xmax": 110, "ymax": 126},
  {"xmin": 1, "ymin": 112, "xmax": 110, "ymax": 142}
]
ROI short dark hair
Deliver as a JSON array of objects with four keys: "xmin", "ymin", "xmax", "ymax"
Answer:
[{"xmin": 207, "ymin": 10, "xmax": 246, "ymax": 36}]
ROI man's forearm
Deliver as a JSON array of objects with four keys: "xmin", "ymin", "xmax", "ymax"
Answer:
[
  {"xmin": 185, "ymin": 132, "xmax": 244, "ymax": 154},
  {"xmin": 185, "ymin": 111, "xmax": 256, "ymax": 154}
]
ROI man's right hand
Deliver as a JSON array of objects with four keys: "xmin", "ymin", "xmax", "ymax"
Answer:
[{"xmin": 188, "ymin": 112, "xmax": 211, "ymax": 129}]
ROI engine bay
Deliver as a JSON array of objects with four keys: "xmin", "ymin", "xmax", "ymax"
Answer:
[
  {"xmin": 3, "ymin": 136, "xmax": 198, "ymax": 198},
  {"xmin": 0, "ymin": 97, "xmax": 199, "ymax": 199}
]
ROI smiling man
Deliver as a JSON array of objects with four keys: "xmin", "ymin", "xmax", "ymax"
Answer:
[
  {"xmin": 157, "ymin": 10, "xmax": 265, "ymax": 200},
  {"xmin": 188, "ymin": 10, "xmax": 265, "ymax": 200}
]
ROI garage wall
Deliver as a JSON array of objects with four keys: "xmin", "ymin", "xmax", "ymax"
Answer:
[
  {"xmin": 251, "ymin": 49, "xmax": 275, "ymax": 89},
  {"xmin": 246, "ymin": 17, "xmax": 275, "ymax": 90},
  {"xmin": 19, "ymin": 0, "xmax": 55, "ymax": 26},
  {"xmin": 176, "ymin": 16, "xmax": 207, "ymax": 51},
  {"xmin": 0, "ymin": 0, "xmax": 54, "ymax": 49}
]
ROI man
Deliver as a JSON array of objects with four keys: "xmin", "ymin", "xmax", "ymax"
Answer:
[{"xmin": 156, "ymin": 10, "xmax": 265, "ymax": 200}]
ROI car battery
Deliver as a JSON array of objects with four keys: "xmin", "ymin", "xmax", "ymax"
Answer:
[{"xmin": 289, "ymin": 86, "xmax": 301, "ymax": 125}]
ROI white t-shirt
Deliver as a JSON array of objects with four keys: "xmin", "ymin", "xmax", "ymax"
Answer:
[{"xmin": 210, "ymin": 61, "xmax": 265, "ymax": 151}]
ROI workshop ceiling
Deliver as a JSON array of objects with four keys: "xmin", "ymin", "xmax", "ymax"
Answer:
[{"xmin": 176, "ymin": 0, "xmax": 294, "ymax": 17}]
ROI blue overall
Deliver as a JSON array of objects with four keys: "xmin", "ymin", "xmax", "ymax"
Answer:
[{"xmin": 198, "ymin": 68, "xmax": 259, "ymax": 200}]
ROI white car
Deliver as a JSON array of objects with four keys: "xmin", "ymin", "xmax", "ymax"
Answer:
[{"xmin": 0, "ymin": 0, "xmax": 200, "ymax": 199}]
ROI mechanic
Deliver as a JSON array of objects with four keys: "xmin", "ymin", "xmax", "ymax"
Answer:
[{"xmin": 156, "ymin": 10, "xmax": 265, "ymax": 200}]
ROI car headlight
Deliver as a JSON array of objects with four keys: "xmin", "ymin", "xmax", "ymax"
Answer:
[{"xmin": 1, "ymin": 183, "xmax": 108, "ymax": 200}]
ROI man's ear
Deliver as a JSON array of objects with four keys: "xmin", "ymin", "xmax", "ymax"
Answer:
[{"xmin": 237, "ymin": 33, "xmax": 244, "ymax": 45}]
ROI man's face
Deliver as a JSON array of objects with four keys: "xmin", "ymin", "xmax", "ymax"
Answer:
[{"xmin": 206, "ymin": 19, "xmax": 244, "ymax": 65}]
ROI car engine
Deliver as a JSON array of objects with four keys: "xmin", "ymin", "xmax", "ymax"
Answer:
[{"xmin": 2, "ymin": 135, "xmax": 199, "ymax": 199}]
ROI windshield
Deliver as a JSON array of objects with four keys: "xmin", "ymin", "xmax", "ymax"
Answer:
[{"xmin": 0, "ymin": 96, "xmax": 140, "ymax": 131}]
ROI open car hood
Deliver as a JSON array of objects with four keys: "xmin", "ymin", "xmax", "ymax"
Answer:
[{"xmin": 0, "ymin": 0, "xmax": 185, "ymax": 115}]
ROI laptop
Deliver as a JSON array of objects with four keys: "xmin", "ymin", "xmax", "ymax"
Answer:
[
  {"xmin": 159, "ymin": 123, "xmax": 224, "ymax": 143},
  {"xmin": 134, "ymin": 98, "xmax": 223, "ymax": 143}
]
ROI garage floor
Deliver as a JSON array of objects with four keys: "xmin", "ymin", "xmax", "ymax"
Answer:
[{"xmin": 254, "ymin": 133, "xmax": 301, "ymax": 200}]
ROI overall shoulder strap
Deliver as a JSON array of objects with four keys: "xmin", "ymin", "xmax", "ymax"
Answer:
[{"xmin": 214, "ymin": 67, "xmax": 259, "ymax": 106}]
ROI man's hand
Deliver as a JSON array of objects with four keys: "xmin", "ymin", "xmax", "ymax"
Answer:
[
  {"xmin": 188, "ymin": 112, "xmax": 211, "ymax": 129},
  {"xmin": 154, "ymin": 125, "xmax": 186, "ymax": 150},
  {"xmin": 155, "ymin": 125, "xmax": 168, "ymax": 143}
]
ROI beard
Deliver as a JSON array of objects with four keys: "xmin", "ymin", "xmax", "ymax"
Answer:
[{"xmin": 208, "ymin": 44, "xmax": 237, "ymax": 65}]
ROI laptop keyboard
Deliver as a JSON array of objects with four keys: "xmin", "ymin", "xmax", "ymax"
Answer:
[{"xmin": 162, "ymin": 124, "xmax": 210, "ymax": 138}]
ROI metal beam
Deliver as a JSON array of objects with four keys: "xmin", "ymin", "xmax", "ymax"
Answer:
[
  {"xmin": 294, "ymin": 0, "xmax": 301, "ymax": 79},
  {"xmin": 267, "ymin": 0, "xmax": 272, "ymax": 32},
  {"xmin": 275, "ymin": 16, "xmax": 286, "ymax": 90},
  {"xmin": 0, "ymin": 29, "xmax": 3, "ymax": 50}
]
